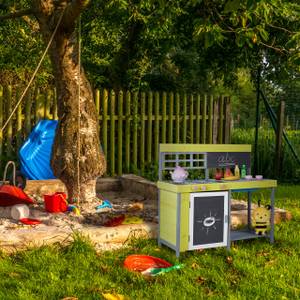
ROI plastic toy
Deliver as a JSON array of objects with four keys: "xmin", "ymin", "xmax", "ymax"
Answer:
[
  {"xmin": 141, "ymin": 264, "xmax": 183, "ymax": 276},
  {"xmin": 252, "ymin": 200, "xmax": 271, "ymax": 235},
  {"xmin": 20, "ymin": 218, "xmax": 42, "ymax": 225},
  {"xmin": 123, "ymin": 255, "xmax": 172, "ymax": 272},
  {"xmin": 170, "ymin": 166, "xmax": 188, "ymax": 183},
  {"xmin": 67, "ymin": 205, "xmax": 80, "ymax": 215},
  {"xmin": 95, "ymin": 199, "xmax": 112, "ymax": 211},
  {"xmin": 19, "ymin": 120, "xmax": 58, "ymax": 180},
  {"xmin": 0, "ymin": 161, "xmax": 34, "ymax": 207},
  {"xmin": 44, "ymin": 192, "xmax": 68, "ymax": 213}
]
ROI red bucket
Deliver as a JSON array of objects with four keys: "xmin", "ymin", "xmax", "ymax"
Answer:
[{"xmin": 43, "ymin": 192, "xmax": 68, "ymax": 213}]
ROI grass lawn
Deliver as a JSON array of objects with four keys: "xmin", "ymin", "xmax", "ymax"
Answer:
[{"xmin": 0, "ymin": 184, "xmax": 299, "ymax": 300}]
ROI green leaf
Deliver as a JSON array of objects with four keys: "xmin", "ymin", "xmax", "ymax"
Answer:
[{"xmin": 224, "ymin": 0, "xmax": 241, "ymax": 14}]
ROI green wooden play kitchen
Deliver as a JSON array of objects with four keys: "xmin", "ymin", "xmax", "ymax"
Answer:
[{"xmin": 157, "ymin": 144, "xmax": 277, "ymax": 257}]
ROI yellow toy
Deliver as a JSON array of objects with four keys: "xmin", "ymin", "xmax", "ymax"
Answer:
[{"xmin": 252, "ymin": 200, "xmax": 271, "ymax": 235}]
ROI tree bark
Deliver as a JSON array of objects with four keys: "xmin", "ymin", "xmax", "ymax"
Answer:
[{"xmin": 34, "ymin": 1, "xmax": 106, "ymax": 203}]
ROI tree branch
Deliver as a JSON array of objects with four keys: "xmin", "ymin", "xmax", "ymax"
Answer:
[
  {"xmin": 0, "ymin": 8, "xmax": 35, "ymax": 21},
  {"xmin": 259, "ymin": 42, "xmax": 288, "ymax": 54},
  {"xmin": 62, "ymin": 0, "xmax": 90, "ymax": 27}
]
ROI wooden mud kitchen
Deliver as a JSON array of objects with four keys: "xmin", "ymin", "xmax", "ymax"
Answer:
[{"xmin": 157, "ymin": 144, "xmax": 277, "ymax": 257}]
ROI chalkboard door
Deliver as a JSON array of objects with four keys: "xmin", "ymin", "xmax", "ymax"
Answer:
[{"xmin": 189, "ymin": 191, "xmax": 229, "ymax": 250}]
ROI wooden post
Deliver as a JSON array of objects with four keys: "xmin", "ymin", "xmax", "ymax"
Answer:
[
  {"xmin": 102, "ymin": 89, "xmax": 108, "ymax": 159},
  {"xmin": 175, "ymin": 93, "xmax": 180, "ymax": 143},
  {"xmin": 213, "ymin": 98, "xmax": 219, "ymax": 144},
  {"xmin": 110, "ymin": 90, "xmax": 116, "ymax": 175},
  {"xmin": 16, "ymin": 87, "xmax": 23, "ymax": 149},
  {"xmin": 275, "ymin": 101, "xmax": 285, "ymax": 179},
  {"xmin": 182, "ymin": 93, "xmax": 187, "ymax": 143},
  {"xmin": 140, "ymin": 92, "xmax": 146, "ymax": 173},
  {"xmin": 154, "ymin": 92, "xmax": 160, "ymax": 162},
  {"xmin": 168, "ymin": 92, "xmax": 174, "ymax": 143},
  {"xmin": 162, "ymin": 92, "xmax": 167, "ymax": 143},
  {"xmin": 125, "ymin": 91, "xmax": 131, "ymax": 173},
  {"xmin": 195, "ymin": 94, "xmax": 201, "ymax": 144},
  {"xmin": 208, "ymin": 95, "xmax": 213, "ymax": 143},
  {"xmin": 117, "ymin": 91, "xmax": 123, "ymax": 175},
  {"xmin": 201, "ymin": 94, "xmax": 207, "ymax": 143},
  {"xmin": 132, "ymin": 91, "xmax": 138, "ymax": 170},
  {"xmin": 189, "ymin": 94, "xmax": 194, "ymax": 143},
  {"xmin": 6, "ymin": 85, "xmax": 13, "ymax": 156},
  {"xmin": 44, "ymin": 89, "xmax": 53, "ymax": 119},
  {"xmin": 218, "ymin": 96, "xmax": 224, "ymax": 144},
  {"xmin": 95, "ymin": 89, "xmax": 100, "ymax": 117},
  {"xmin": 224, "ymin": 97, "xmax": 231, "ymax": 143},
  {"xmin": 147, "ymin": 91, "xmax": 153, "ymax": 164},
  {"xmin": 25, "ymin": 88, "xmax": 33, "ymax": 135}
]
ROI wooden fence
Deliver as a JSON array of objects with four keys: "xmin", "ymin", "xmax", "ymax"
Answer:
[{"xmin": 0, "ymin": 85, "xmax": 231, "ymax": 176}]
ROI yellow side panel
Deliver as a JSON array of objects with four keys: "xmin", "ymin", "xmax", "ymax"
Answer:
[
  {"xmin": 159, "ymin": 144, "xmax": 251, "ymax": 153},
  {"xmin": 180, "ymin": 193, "xmax": 190, "ymax": 252},
  {"xmin": 159, "ymin": 190, "xmax": 177, "ymax": 246}
]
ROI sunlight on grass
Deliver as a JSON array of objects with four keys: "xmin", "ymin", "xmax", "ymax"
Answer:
[{"xmin": 0, "ymin": 185, "xmax": 299, "ymax": 299}]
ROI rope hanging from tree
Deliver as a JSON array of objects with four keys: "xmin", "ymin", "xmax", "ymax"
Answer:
[
  {"xmin": 76, "ymin": 16, "xmax": 81, "ymax": 205},
  {"xmin": 0, "ymin": 7, "xmax": 66, "ymax": 133}
]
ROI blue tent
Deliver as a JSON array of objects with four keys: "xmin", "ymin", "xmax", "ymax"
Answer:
[{"xmin": 19, "ymin": 120, "xmax": 58, "ymax": 180}]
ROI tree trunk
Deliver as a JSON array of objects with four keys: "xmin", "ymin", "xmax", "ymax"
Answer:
[{"xmin": 35, "ymin": 2, "xmax": 106, "ymax": 203}]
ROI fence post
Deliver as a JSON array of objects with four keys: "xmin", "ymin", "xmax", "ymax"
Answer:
[
  {"xmin": 162, "ymin": 92, "xmax": 167, "ymax": 143},
  {"xmin": 182, "ymin": 93, "xmax": 187, "ymax": 143},
  {"xmin": 154, "ymin": 91, "xmax": 160, "ymax": 162},
  {"xmin": 110, "ymin": 90, "xmax": 116, "ymax": 175},
  {"xmin": 125, "ymin": 91, "xmax": 131, "ymax": 173},
  {"xmin": 275, "ymin": 101, "xmax": 285, "ymax": 179},
  {"xmin": 201, "ymin": 94, "xmax": 207, "ymax": 143},
  {"xmin": 140, "ymin": 92, "xmax": 146, "ymax": 174},
  {"xmin": 224, "ymin": 97, "xmax": 231, "ymax": 144},
  {"xmin": 168, "ymin": 92, "xmax": 174, "ymax": 143},
  {"xmin": 175, "ymin": 93, "xmax": 180, "ymax": 143},
  {"xmin": 16, "ymin": 87, "xmax": 23, "ymax": 149},
  {"xmin": 189, "ymin": 94, "xmax": 194, "ymax": 143},
  {"xmin": 117, "ymin": 90, "xmax": 123, "ymax": 176},
  {"xmin": 102, "ymin": 89, "xmax": 108, "ymax": 159},
  {"xmin": 132, "ymin": 91, "xmax": 138, "ymax": 170},
  {"xmin": 147, "ymin": 91, "xmax": 153, "ymax": 164},
  {"xmin": 195, "ymin": 94, "xmax": 201, "ymax": 144},
  {"xmin": 5, "ymin": 85, "xmax": 13, "ymax": 157},
  {"xmin": 213, "ymin": 97, "xmax": 219, "ymax": 144},
  {"xmin": 208, "ymin": 95, "xmax": 213, "ymax": 143},
  {"xmin": 218, "ymin": 96, "xmax": 224, "ymax": 144}
]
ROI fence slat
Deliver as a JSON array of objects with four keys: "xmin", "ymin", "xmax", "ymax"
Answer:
[
  {"xmin": 218, "ymin": 96, "xmax": 224, "ymax": 144},
  {"xmin": 213, "ymin": 98, "xmax": 219, "ymax": 144},
  {"xmin": 189, "ymin": 94, "xmax": 194, "ymax": 143},
  {"xmin": 140, "ymin": 92, "xmax": 146, "ymax": 172},
  {"xmin": 168, "ymin": 92, "xmax": 174, "ymax": 143},
  {"xmin": 202, "ymin": 94, "xmax": 207, "ymax": 143},
  {"xmin": 154, "ymin": 92, "xmax": 160, "ymax": 162},
  {"xmin": 196, "ymin": 94, "xmax": 201, "ymax": 143},
  {"xmin": 16, "ymin": 87, "xmax": 23, "ymax": 149},
  {"xmin": 125, "ymin": 91, "xmax": 131, "ymax": 172},
  {"xmin": 133, "ymin": 91, "xmax": 138, "ymax": 170},
  {"xmin": 6, "ymin": 85, "xmax": 13, "ymax": 156},
  {"xmin": 224, "ymin": 97, "xmax": 231, "ymax": 143},
  {"xmin": 117, "ymin": 91, "xmax": 123, "ymax": 175},
  {"xmin": 25, "ymin": 88, "xmax": 33, "ymax": 135},
  {"xmin": 95, "ymin": 89, "xmax": 100, "ymax": 117},
  {"xmin": 102, "ymin": 89, "xmax": 108, "ymax": 158},
  {"xmin": 110, "ymin": 90, "xmax": 116, "ymax": 175},
  {"xmin": 208, "ymin": 95, "xmax": 213, "ymax": 143},
  {"xmin": 175, "ymin": 93, "xmax": 180, "ymax": 143},
  {"xmin": 147, "ymin": 91, "xmax": 153, "ymax": 163},
  {"xmin": 182, "ymin": 93, "xmax": 187, "ymax": 143},
  {"xmin": 162, "ymin": 92, "xmax": 167, "ymax": 143}
]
